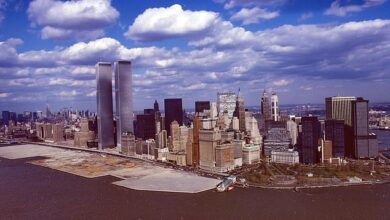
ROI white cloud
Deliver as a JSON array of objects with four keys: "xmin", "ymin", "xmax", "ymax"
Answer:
[
  {"xmin": 299, "ymin": 12, "xmax": 313, "ymax": 21},
  {"xmin": 0, "ymin": 39, "xmax": 19, "ymax": 66},
  {"xmin": 28, "ymin": 0, "xmax": 119, "ymax": 40},
  {"xmin": 125, "ymin": 4, "xmax": 219, "ymax": 42},
  {"xmin": 57, "ymin": 90, "xmax": 79, "ymax": 97},
  {"xmin": 0, "ymin": 92, "xmax": 10, "ymax": 98},
  {"xmin": 217, "ymin": 0, "xmax": 286, "ymax": 9},
  {"xmin": 48, "ymin": 78, "xmax": 94, "ymax": 86},
  {"xmin": 272, "ymin": 79, "xmax": 291, "ymax": 86},
  {"xmin": 325, "ymin": 0, "xmax": 386, "ymax": 17},
  {"xmin": 231, "ymin": 7, "xmax": 279, "ymax": 25},
  {"xmin": 300, "ymin": 86, "xmax": 313, "ymax": 91},
  {"xmin": 2, "ymin": 17, "xmax": 390, "ymax": 108},
  {"xmin": 86, "ymin": 90, "xmax": 96, "ymax": 97},
  {"xmin": 61, "ymin": 37, "xmax": 122, "ymax": 64}
]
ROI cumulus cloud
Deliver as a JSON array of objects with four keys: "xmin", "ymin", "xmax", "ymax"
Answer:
[
  {"xmin": 27, "ymin": 0, "xmax": 119, "ymax": 40},
  {"xmin": 0, "ymin": 92, "xmax": 10, "ymax": 98},
  {"xmin": 0, "ymin": 38, "xmax": 20, "ymax": 66},
  {"xmin": 325, "ymin": 0, "xmax": 386, "ymax": 17},
  {"xmin": 2, "ymin": 16, "xmax": 390, "ymax": 109},
  {"xmin": 272, "ymin": 79, "xmax": 291, "ymax": 86},
  {"xmin": 216, "ymin": 0, "xmax": 286, "ymax": 9},
  {"xmin": 125, "ymin": 4, "xmax": 219, "ymax": 42},
  {"xmin": 231, "ymin": 7, "xmax": 279, "ymax": 25}
]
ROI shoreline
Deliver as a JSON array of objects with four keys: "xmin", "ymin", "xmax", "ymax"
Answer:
[{"xmin": 17, "ymin": 141, "xmax": 390, "ymax": 192}]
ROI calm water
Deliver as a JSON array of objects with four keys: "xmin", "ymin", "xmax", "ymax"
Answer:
[
  {"xmin": 1, "ymin": 154, "xmax": 390, "ymax": 219},
  {"xmin": 371, "ymin": 129, "xmax": 390, "ymax": 150}
]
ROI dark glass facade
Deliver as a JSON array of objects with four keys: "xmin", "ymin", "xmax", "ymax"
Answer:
[
  {"xmin": 300, "ymin": 116, "xmax": 321, "ymax": 164},
  {"xmin": 195, "ymin": 101, "xmax": 210, "ymax": 113},
  {"xmin": 325, "ymin": 119, "xmax": 345, "ymax": 158},
  {"xmin": 134, "ymin": 113, "xmax": 156, "ymax": 140},
  {"xmin": 164, "ymin": 98, "xmax": 183, "ymax": 136}
]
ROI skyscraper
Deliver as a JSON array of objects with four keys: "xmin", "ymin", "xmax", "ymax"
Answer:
[
  {"xmin": 199, "ymin": 129, "xmax": 221, "ymax": 171},
  {"xmin": 233, "ymin": 96, "xmax": 246, "ymax": 131},
  {"xmin": 164, "ymin": 98, "xmax": 183, "ymax": 136},
  {"xmin": 261, "ymin": 90, "xmax": 271, "ymax": 121},
  {"xmin": 352, "ymin": 98, "xmax": 378, "ymax": 158},
  {"xmin": 115, "ymin": 61, "xmax": 134, "ymax": 150},
  {"xmin": 210, "ymin": 102, "xmax": 218, "ymax": 119},
  {"xmin": 325, "ymin": 119, "xmax": 345, "ymax": 158},
  {"xmin": 191, "ymin": 115, "xmax": 201, "ymax": 166},
  {"xmin": 195, "ymin": 101, "xmax": 210, "ymax": 113},
  {"xmin": 217, "ymin": 91, "xmax": 236, "ymax": 125},
  {"xmin": 134, "ymin": 112, "xmax": 156, "ymax": 140},
  {"xmin": 96, "ymin": 62, "xmax": 115, "ymax": 149},
  {"xmin": 271, "ymin": 92, "xmax": 279, "ymax": 121},
  {"xmin": 154, "ymin": 100, "xmax": 162, "ymax": 134},
  {"xmin": 325, "ymin": 96, "xmax": 356, "ymax": 157},
  {"xmin": 2, "ymin": 111, "xmax": 10, "ymax": 125},
  {"xmin": 154, "ymin": 100, "xmax": 159, "ymax": 112},
  {"xmin": 300, "ymin": 116, "xmax": 321, "ymax": 164}
]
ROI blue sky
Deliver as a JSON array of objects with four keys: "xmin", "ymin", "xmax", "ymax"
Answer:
[{"xmin": 0, "ymin": 0, "xmax": 389, "ymax": 112}]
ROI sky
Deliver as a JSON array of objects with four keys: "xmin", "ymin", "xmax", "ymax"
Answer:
[{"xmin": 0, "ymin": 0, "xmax": 389, "ymax": 112}]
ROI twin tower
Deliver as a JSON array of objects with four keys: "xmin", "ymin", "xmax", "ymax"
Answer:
[{"xmin": 96, "ymin": 61, "xmax": 133, "ymax": 150}]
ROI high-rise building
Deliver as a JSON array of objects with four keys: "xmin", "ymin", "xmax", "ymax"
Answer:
[
  {"xmin": 115, "ymin": 61, "xmax": 134, "ymax": 150},
  {"xmin": 191, "ymin": 115, "xmax": 201, "ymax": 166},
  {"xmin": 154, "ymin": 100, "xmax": 159, "ymax": 112},
  {"xmin": 325, "ymin": 96, "xmax": 356, "ymax": 157},
  {"xmin": 245, "ymin": 112, "xmax": 262, "ymax": 145},
  {"xmin": 153, "ymin": 100, "xmax": 162, "ymax": 134},
  {"xmin": 210, "ymin": 102, "xmax": 218, "ymax": 119},
  {"xmin": 2, "ymin": 111, "xmax": 10, "ymax": 125},
  {"xmin": 195, "ymin": 101, "xmax": 210, "ymax": 113},
  {"xmin": 263, "ymin": 127, "xmax": 291, "ymax": 157},
  {"xmin": 134, "ymin": 113, "xmax": 156, "ymax": 140},
  {"xmin": 164, "ymin": 98, "xmax": 183, "ymax": 137},
  {"xmin": 325, "ymin": 119, "xmax": 345, "ymax": 158},
  {"xmin": 352, "ymin": 98, "xmax": 378, "ymax": 158},
  {"xmin": 300, "ymin": 116, "xmax": 321, "ymax": 164},
  {"xmin": 96, "ymin": 62, "xmax": 115, "ymax": 149},
  {"xmin": 286, "ymin": 120, "xmax": 298, "ymax": 146},
  {"xmin": 199, "ymin": 129, "xmax": 221, "ymax": 171},
  {"xmin": 121, "ymin": 133, "xmax": 136, "ymax": 156},
  {"xmin": 74, "ymin": 118, "xmax": 95, "ymax": 148},
  {"xmin": 271, "ymin": 92, "xmax": 279, "ymax": 121},
  {"xmin": 215, "ymin": 142, "xmax": 235, "ymax": 172},
  {"xmin": 170, "ymin": 120, "xmax": 180, "ymax": 151},
  {"xmin": 157, "ymin": 130, "xmax": 168, "ymax": 149},
  {"xmin": 261, "ymin": 90, "xmax": 271, "ymax": 122},
  {"xmin": 46, "ymin": 104, "xmax": 51, "ymax": 119},
  {"xmin": 217, "ymin": 91, "xmax": 236, "ymax": 125},
  {"xmin": 186, "ymin": 128, "xmax": 194, "ymax": 165},
  {"xmin": 242, "ymin": 144, "xmax": 260, "ymax": 165},
  {"xmin": 325, "ymin": 96, "xmax": 378, "ymax": 158},
  {"xmin": 233, "ymin": 96, "xmax": 246, "ymax": 131},
  {"xmin": 319, "ymin": 139, "xmax": 333, "ymax": 163}
]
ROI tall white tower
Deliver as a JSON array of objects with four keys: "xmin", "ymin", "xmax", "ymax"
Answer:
[{"xmin": 271, "ymin": 92, "xmax": 279, "ymax": 121}]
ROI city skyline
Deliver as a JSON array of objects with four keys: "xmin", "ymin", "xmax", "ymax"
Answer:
[{"xmin": 1, "ymin": 0, "xmax": 390, "ymax": 112}]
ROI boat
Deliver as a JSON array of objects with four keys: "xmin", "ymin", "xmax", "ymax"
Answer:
[{"xmin": 216, "ymin": 175, "xmax": 236, "ymax": 192}]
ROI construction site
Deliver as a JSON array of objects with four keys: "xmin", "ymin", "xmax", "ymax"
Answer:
[{"xmin": 0, "ymin": 144, "xmax": 220, "ymax": 193}]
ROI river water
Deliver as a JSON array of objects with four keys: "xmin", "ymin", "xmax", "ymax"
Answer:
[
  {"xmin": 371, "ymin": 129, "xmax": 390, "ymax": 150},
  {"xmin": 1, "ymin": 152, "xmax": 390, "ymax": 219}
]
